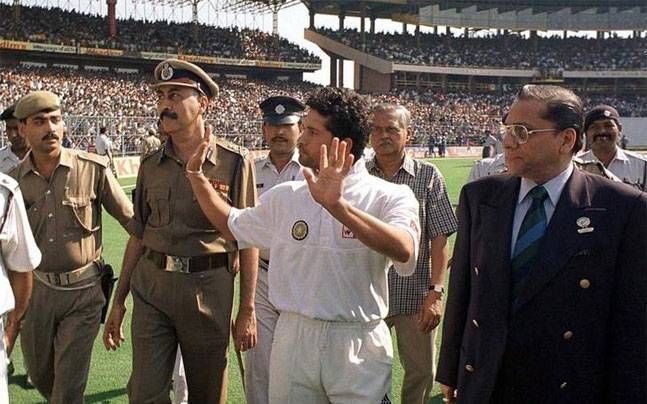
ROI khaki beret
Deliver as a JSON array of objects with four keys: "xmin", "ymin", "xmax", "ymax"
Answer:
[
  {"xmin": 14, "ymin": 91, "xmax": 61, "ymax": 120},
  {"xmin": 152, "ymin": 59, "xmax": 219, "ymax": 99}
]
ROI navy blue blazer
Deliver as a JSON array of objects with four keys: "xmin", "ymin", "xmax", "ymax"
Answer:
[{"xmin": 437, "ymin": 168, "xmax": 646, "ymax": 403}]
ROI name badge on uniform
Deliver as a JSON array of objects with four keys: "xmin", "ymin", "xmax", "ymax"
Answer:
[
  {"xmin": 341, "ymin": 225, "xmax": 356, "ymax": 239},
  {"xmin": 576, "ymin": 216, "xmax": 594, "ymax": 234}
]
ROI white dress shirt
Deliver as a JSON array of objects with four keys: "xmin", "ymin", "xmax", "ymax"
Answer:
[
  {"xmin": 511, "ymin": 163, "xmax": 574, "ymax": 256},
  {"xmin": 578, "ymin": 148, "xmax": 647, "ymax": 189}
]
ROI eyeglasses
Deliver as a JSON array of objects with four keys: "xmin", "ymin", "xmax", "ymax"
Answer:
[{"xmin": 500, "ymin": 124, "xmax": 559, "ymax": 144}]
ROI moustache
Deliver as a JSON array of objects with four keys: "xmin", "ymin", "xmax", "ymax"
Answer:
[
  {"xmin": 160, "ymin": 110, "xmax": 178, "ymax": 120},
  {"xmin": 271, "ymin": 137, "xmax": 288, "ymax": 142},
  {"xmin": 42, "ymin": 132, "xmax": 59, "ymax": 141},
  {"xmin": 593, "ymin": 133, "xmax": 614, "ymax": 142}
]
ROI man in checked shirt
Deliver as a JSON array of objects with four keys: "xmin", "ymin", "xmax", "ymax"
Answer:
[{"xmin": 367, "ymin": 103, "xmax": 458, "ymax": 403}]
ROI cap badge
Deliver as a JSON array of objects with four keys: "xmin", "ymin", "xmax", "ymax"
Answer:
[
  {"xmin": 576, "ymin": 216, "xmax": 594, "ymax": 234},
  {"xmin": 603, "ymin": 110, "xmax": 611, "ymax": 117},
  {"xmin": 275, "ymin": 104, "xmax": 286, "ymax": 114},
  {"xmin": 291, "ymin": 220, "xmax": 308, "ymax": 241},
  {"xmin": 160, "ymin": 63, "xmax": 174, "ymax": 81}
]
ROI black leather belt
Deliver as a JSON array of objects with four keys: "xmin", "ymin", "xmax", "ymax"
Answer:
[{"xmin": 145, "ymin": 249, "xmax": 228, "ymax": 273}]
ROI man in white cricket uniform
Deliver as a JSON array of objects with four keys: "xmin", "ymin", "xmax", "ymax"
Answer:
[
  {"xmin": 0, "ymin": 173, "xmax": 41, "ymax": 402},
  {"xmin": 186, "ymin": 87, "xmax": 421, "ymax": 403},
  {"xmin": 245, "ymin": 95, "xmax": 304, "ymax": 404},
  {"xmin": 577, "ymin": 105, "xmax": 647, "ymax": 190}
]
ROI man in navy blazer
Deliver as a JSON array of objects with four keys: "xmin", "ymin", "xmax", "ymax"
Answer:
[{"xmin": 437, "ymin": 84, "xmax": 646, "ymax": 403}]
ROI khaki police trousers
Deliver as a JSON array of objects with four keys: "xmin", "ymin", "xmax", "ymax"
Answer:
[
  {"xmin": 128, "ymin": 257, "xmax": 233, "ymax": 404},
  {"xmin": 385, "ymin": 314, "xmax": 437, "ymax": 404},
  {"xmin": 21, "ymin": 280, "xmax": 104, "ymax": 404}
]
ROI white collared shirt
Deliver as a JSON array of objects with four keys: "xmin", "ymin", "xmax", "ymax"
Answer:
[
  {"xmin": 228, "ymin": 158, "xmax": 421, "ymax": 322},
  {"xmin": 254, "ymin": 151, "xmax": 303, "ymax": 197},
  {"xmin": 0, "ymin": 175, "xmax": 41, "ymax": 316},
  {"xmin": 578, "ymin": 148, "xmax": 647, "ymax": 189},
  {"xmin": 0, "ymin": 146, "xmax": 21, "ymax": 174},
  {"xmin": 95, "ymin": 134, "xmax": 112, "ymax": 155},
  {"xmin": 511, "ymin": 163, "xmax": 574, "ymax": 256},
  {"xmin": 467, "ymin": 153, "xmax": 507, "ymax": 183}
]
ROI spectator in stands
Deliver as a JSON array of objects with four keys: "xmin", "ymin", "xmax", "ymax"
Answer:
[
  {"xmin": 317, "ymin": 27, "xmax": 647, "ymax": 70},
  {"xmin": 0, "ymin": 4, "xmax": 320, "ymax": 65},
  {"xmin": 2, "ymin": 66, "xmax": 646, "ymax": 152}
]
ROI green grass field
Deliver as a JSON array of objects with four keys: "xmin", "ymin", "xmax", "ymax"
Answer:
[{"xmin": 8, "ymin": 157, "xmax": 476, "ymax": 404}]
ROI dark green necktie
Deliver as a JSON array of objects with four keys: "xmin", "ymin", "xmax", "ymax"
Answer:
[{"xmin": 511, "ymin": 186, "xmax": 549, "ymax": 290}]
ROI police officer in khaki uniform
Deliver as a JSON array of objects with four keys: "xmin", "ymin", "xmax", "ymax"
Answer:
[
  {"xmin": 10, "ymin": 91, "xmax": 135, "ymax": 404},
  {"xmin": 103, "ymin": 59, "xmax": 258, "ymax": 404},
  {"xmin": 0, "ymin": 104, "xmax": 29, "ymax": 173},
  {"xmin": 140, "ymin": 128, "xmax": 161, "ymax": 161}
]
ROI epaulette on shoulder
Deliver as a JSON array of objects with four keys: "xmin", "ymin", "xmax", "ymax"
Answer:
[
  {"xmin": 77, "ymin": 151, "xmax": 109, "ymax": 168},
  {"xmin": 141, "ymin": 147, "xmax": 163, "ymax": 163},
  {"xmin": 0, "ymin": 173, "xmax": 19, "ymax": 193},
  {"xmin": 216, "ymin": 139, "xmax": 250, "ymax": 157},
  {"xmin": 573, "ymin": 157, "xmax": 620, "ymax": 181}
]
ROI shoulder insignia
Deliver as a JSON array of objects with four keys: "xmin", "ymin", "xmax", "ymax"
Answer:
[
  {"xmin": 77, "ymin": 151, "xmax": 109, "ymax": 168},
  {"xmin": 141, "ymin": 148, "xmax": 164, "ymax": 164},
  {"xmin": 573, "ymin": 158, "xmax": 620, "ymax": 181},
  {"xmin": 0, "ymin": 173, "xmax": 19, "ymax": 193},
  {"xmin": 216, "ymin": 139, "xmax": 249, "ymax": 157}
]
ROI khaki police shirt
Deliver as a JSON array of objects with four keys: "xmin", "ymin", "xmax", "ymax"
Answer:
[
  {"xmin": 130, "ymin": 138, "xmax": 256, "ymax": 256},
  {"xmin": 10, "ymin": 148, "xmax": 134, "ymax": 273},
  {"xmin": 140, "ymin": 135, "xmax": 161, "ymax": 161}
]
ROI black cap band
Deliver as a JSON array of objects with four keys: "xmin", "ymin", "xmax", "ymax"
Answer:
[{"xmin": 167, "ymin": 69, "xmax": 213, "ymax": 98}]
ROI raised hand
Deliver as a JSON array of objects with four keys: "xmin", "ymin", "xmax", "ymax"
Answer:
[
  {"xmin": 303, "ymin": 138, "xmax": 355, "ymax": 211},
  {"xmin": 186, "ymin": 124, "xmax": 213, "ymax": 174}
]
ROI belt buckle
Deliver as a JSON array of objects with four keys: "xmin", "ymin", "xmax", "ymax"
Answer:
[
  {"xmin": 47, "ymin": 273, "xmax": 62, "ymax": 286},
  {"xmin": 165, "ymin": 256, "xmax": 190, "ymax": 273}
]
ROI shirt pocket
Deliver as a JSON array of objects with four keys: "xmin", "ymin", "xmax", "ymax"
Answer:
[
  {"xmin": 62, "ymin": 194, "xmax": 99, "ymax": 233},
  {"xmin": 146, "ymin": 187, "xmax": 171, "ymax": 228}
]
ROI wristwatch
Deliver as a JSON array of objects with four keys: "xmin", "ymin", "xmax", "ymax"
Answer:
[{"xmin": 430, "ymin": 284, "xmax": 445, "ymax": 294}]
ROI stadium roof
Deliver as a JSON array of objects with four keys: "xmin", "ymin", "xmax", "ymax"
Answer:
[{"xmin": 301, "ymin": 1, "xmax": 647, "ymax": 19}]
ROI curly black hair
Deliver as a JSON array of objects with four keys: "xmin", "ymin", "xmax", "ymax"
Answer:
[{"xmin": 305, "ymin": 87, "xmax": 370, "ymax": 161}]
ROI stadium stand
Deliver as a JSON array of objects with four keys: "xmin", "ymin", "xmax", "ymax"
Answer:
[
  {"xmin": 3, "ymin": 66, "xmax": 646, "ymax": 154},
  {"xmin": 316, "ymin": 28, "xmax": 647, "ymax": 70},
  {"xmin": 0, "ymin": 3, "xmax": 320, "ymax": 64}
]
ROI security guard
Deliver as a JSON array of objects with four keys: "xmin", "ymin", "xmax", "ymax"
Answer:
[
  {"xmin": 140, "ymin": 128, "xmax": 161, "ymax": 161},
  {"xmin": 245, "ymin": 95, "xmax": 304, "ymax": 404},
  {"xmin": 0, "ymin": 172, "xmax": 41, "ymax": 403},
  {"xmin": 0, "ymin": 104, "xmax": 29, "ymax": 173},
  {"xmin": 10, "ymin": 91, "xmax": 134, "ymax": 404},
  {"xmin": 103, "ymin": 59, "xmax": 258, "ymax": 404},
  {"xmin": 578, "ymin": 105, "xmax": 647, "ymax": 190}
]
